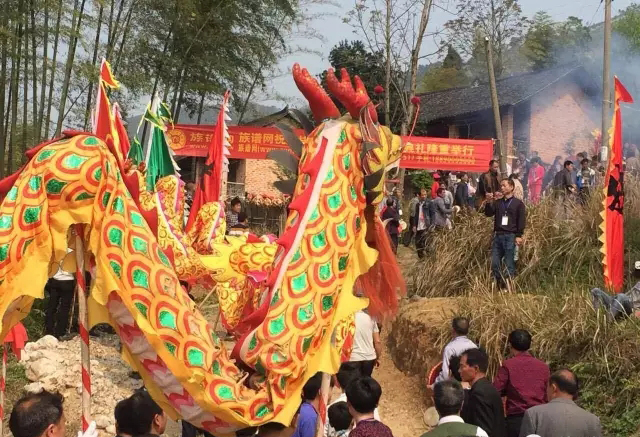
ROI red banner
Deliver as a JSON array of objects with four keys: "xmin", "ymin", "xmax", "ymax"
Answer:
[
  {"xmin": 167, "ymin": 124, "xmax": 302, "ymax": 159},
  {"xmin": 602, "ymin": 77, "xmax": 633, "ymax": 293},
  {"xmin": 166, "ymin": 124, "xmax": 493, "ymax": 172}
]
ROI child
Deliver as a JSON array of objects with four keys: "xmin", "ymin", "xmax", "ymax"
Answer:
[
  {"xmin": 228, "ymin": 212, "xmax": 249, "ymax": 237},
  {"xmin": 328, "ymin": 402, "xmax": 352, "ymax": 437}
]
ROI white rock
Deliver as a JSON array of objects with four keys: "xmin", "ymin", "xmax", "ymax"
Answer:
[
  {"xmin": 94, "ymin": 415, "xmax": 111, "ymax": 429},
  {"xmin": 90, "ymin": 359, "xmax": 99, "ymax": 367},
  {"xmin": 106, "ymin": 425, "xmax": 116, "ymax": 435},
  {"xmin": 24, "ymin": 382, "xmax": 43, "ymax": 394},
  {"xmin": 36, "ymin": 335, "xmax": 59, "ymax": 349},
  {"xmin": 26, "ymin": 358, "xmax": 57, "ymax": 381}
]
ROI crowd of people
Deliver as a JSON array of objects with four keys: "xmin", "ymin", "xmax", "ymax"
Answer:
[
  {"xmin": 425, "ymin": 318, "xmax": 602, "ymax": 437},
  {"xmin": 381, "ymin": 148, "xmax": 627, "ymax": 289}
]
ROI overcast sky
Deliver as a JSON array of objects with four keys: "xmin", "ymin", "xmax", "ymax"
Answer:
[{"xmin": 258, "ymin": 0, "xmax": 636, "ymax": 107}]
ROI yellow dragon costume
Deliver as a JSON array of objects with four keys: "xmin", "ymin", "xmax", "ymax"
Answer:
[{"xmin": 0, "ymin": 64, "xmax": 404, "ymax": 433}]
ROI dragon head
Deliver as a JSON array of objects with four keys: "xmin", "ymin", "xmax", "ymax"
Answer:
[{"xmin": 290, "ymin": 64, "xmax": 404, "ymax": 207}]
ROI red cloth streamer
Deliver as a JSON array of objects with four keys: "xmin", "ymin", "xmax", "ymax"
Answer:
[
  {"xmin": 187, "ymin": 91, "xmax": 230, "ymax": 231},
  {"xmin": 357, "ymin": 206, "xmax": 406, "ymax": 320},
  {"xmin": 602, "ymin": 77, "xmax": 633, "ymax": 293}
]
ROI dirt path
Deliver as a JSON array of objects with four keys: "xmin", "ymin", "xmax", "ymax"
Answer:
[
  {"xmin": 375, "ymin": 331, "xmax": 428, "ymax": 437},
  {"xmin": 371, "ymin": 244, "xmax": 430, "ymax": 437}
]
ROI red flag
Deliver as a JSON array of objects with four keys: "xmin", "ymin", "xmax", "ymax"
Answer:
[
  {"xmin": 113, "ymin": 103, "xmax": 131, "ymax": 160},
  {"xmin": 186, "ymin": 91, "xmax": 231, "ymax": 231},
  {"xmin": 100, "ymin": 59, "xmax": 120, "ymax": 89},
  {"xmin": 601, "ymin": 77, "xmax": 633, "ymax": 293}
]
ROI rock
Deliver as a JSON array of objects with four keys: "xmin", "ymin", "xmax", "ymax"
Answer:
[
  {"xmin": 94, "ymin": 415, "xmax": 111, "ymax": 429},
  {"xmin": 36, "ymin": 335, "xmax": 59, "ymax": 349},
  {"xmin": 41, "ymin": 375, "xmax": 60, "ymax": 391},
  {"xmin": 423, "ymin": 407, "xmax": 439, "ymax": 428},
  {"xmin": 24, "ymin": 382, "xmax": 44, "ymax": 394},
  {"xmin": 92, "ymin": 369, "xmax": 104, "ymax": 378},
  {"xmin": 90, "ymin": 359, "xmax": 99, "ymax": 367},
  {"xmin": 26, "ymin": 358, "xmax": 57, "ymax": 381},
  {"xmin": 106, "ymin": 425, "xmax": 116, "ymax": 435}
]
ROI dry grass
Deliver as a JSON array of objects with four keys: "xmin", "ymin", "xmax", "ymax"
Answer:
[{"xmin": 409, "ymin": 179, "xmax": 640, "ymax": 436}]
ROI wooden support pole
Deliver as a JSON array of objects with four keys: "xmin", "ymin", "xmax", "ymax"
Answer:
[
  {"xmin": 485, "ymin": 37, "xmax": 507, "ymax": 178},
  {"xmin": 0, "ymin": 345, "xmax": 6, "ymax": 437},
  {"xmin": 315, "ymin": 372, "xmax": 332, "ymax": 437},
  {"xmin": 74, "ymin": 224, "xmax": 91, "ymax": 431},
  {"xmin": 601, "ymin": 0, "xmax": 613, "ymax": 163}
]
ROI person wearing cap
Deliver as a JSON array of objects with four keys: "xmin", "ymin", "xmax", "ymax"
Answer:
[{"xmin": 590, "ymin": 261, "xmax": 640, "ymax": 319}]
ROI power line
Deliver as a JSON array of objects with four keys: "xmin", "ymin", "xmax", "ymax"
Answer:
[{"xmin": 589, "ymin": 0, "xmax": 604, "ymax": 26}]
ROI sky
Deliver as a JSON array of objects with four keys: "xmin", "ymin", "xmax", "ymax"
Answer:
[{"xmin": 257, "ymin": 0, "xmax": 637, "ymax": 108}]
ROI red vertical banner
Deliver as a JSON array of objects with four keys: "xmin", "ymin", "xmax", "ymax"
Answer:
[{"xmin": 601, "ymin": 77, "xmax": 633, "ymax": 293}]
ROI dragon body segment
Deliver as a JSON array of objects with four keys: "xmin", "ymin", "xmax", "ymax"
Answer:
[{"xmin": 0, "ymin": 64, "xmax": 404, "ymax": 433}]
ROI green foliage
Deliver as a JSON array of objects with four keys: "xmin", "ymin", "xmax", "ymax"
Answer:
[
  {"xmin": 319, "ymin": 40, "xmax": 404, "ymax": 131},
  {"xmin": 522, "ymin": 13, "xmax": 591, "ymax": 70},
  {"xmin": 408, "ymin": 170, "xmax": 433, "ymax": 191},
  {"xmin": 522, "ymin": 12, "xmax": 555, "ymax": 70},
  {"xmin": 614, "ymin": 4, "xmax": 640, "ymax": 53},
  {"xmin": 419, "ymin": 46, "xmax": 469, "ymax": 93}
]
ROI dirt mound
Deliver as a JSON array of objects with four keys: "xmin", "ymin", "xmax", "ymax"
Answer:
[{"xmin": 388, "ymin": 297, "xmax": 461, "ymax": 376}]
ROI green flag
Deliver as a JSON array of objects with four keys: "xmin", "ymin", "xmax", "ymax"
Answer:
[
  {"xmin": 143, "ymin": 105, "xmax": 165, "ymax": 130},
  {"xmin": 128, "ymin": 136, "xmax": 144, "ymax": 165},
  {"xmin": 158, "ymin": 102, "xmax": 174, "ymax": 127},
  {"xmin": 145, "ymin": 126, "xmax": 177, "ymax": 191}
]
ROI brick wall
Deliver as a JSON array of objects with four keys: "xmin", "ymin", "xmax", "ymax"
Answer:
[
  {"xmin": 244, "ymin": 159, "xmax": 281, "ymax": 196},
  {"xmin": 501, "ymin": 105, "xmax": 514, "ymax": 158},
  {"xmin": 529, "ymin": 81, "xmax": 598, "ymax": 163}
]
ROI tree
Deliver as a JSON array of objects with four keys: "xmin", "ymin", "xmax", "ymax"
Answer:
[
  {"xmin": 521, "ymin": 13, "xmax": 591, "ymax": 70},
  {"xmin": 419, "ymin": 46, "xmax": 469, "ymax": 92},
  {"xmin": 522, "ymin": 11, "xmax": 555, "ymax": 70},
  {"xmin": 614, "ymin": 4, "xmax": 640, "ymax": 52},
  {"xmin": 319, "ymin": 40, "xmax": 404, "ymax": 129},
  {"xmin": 445, "ymin": 0, "xmax": 529, "ymax": 77}
]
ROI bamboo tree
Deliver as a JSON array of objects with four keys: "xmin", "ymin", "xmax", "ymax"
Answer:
[
  {"xmin": 55, "ymin": 0, "xmax": 87, "ymax": 136},
  {"xmin": 23, "ymin": 4, "xmax": 29, "ymax": 155},
  {"xmin": 29, "ymin": 0, "xmax": 37, "ymax": 136},
  {"xmin": 84, "ymin": 3, "xmax": 104, "ymax": 130},
  {"xmin": 37, "ymin": 0, "xmax": 49, "ymax": 138},
  {"xmin": 112, "ymin": 0, "xmax": 136, "ymax": 74},
  {"xmin": 44, "ymin": 0, "xmax": 62, "ymax": 139},
  {"xmin": 106, "ymin": 0, "xmax": 125, "ymax": 60},
  {"xmin": 9, "ymin": 14, "xmax": 23, "ymax": 174},
  {"xmin": 0, "ymin": 11, "xmax": 8, "ymax": 177}
]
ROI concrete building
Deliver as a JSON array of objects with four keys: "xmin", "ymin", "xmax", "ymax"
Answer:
[{"xmin": 416, "ymin": 65, "xmax": 601, "ymax": 164}]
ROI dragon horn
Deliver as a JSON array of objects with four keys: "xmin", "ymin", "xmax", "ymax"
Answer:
[
  {"xmin": 326, "ymin": 68, "xmax": 378, "ymax": 123},
  {"xmin": 292, "ymin": 63, "xmax": 340, "ymax": 123}
]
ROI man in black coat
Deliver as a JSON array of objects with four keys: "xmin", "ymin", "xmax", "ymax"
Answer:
[
  {"xmin": 411, "ymin": 188, "xmax": 433, "ymax": 259},
  {"xmin": 459, "ymin": 348, "xmax": 507, "ymax": 437}
]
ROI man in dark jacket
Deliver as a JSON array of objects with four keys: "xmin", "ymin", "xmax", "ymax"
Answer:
[
  {"xmin": 411, "ymin": 188, "xmax": 432, "ymax": 259},
  {"xmin": 460, "ymin": 349, "xmax": 507, "ymax": 437},
  {"xmin": 382, "ymin": 198, "xmax": 400, "ymax": 253},
  {"xmin": 454, "ymin": 173, "xmax": 470, "ymax": 210},
  {"xmin": 476, "ymin": 160, "xmax": 500, "ymax": 209},
  {"xmin": 485, "ymin": 178, "xmax": 526, "ymax": 289}
]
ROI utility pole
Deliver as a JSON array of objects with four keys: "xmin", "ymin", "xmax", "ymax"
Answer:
[
  {"xmin": 485, "ymin": 37, "xmax": 506, "ymax": 177},
  {"xmin": 601, "ymin": 0, "xmax": 613, "ymax": 163}
]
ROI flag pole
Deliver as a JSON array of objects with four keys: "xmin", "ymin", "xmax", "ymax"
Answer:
[
  {"xmin": 315, "ymin": 373, "xmax": 332, "ymax": 437},
  {"xmin": 0, "ymin": 344, "xmax": 6, "ymax": 437},
  {"xmin": 74, "ymin": 224, "xmax": 91, "ymax": 431}
]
